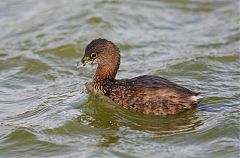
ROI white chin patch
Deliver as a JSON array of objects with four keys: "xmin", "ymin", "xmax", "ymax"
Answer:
[{"xmin": 190, "ymin": 95, "xmax": 202, "ymax": 101}]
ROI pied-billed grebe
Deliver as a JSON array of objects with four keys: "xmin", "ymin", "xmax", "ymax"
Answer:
[{"xmin": 80, "ymin": 38, "xmax": 201, "ymax": 115}]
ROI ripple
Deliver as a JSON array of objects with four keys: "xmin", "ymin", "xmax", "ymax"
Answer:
[
  {"xmin": 75, "ymin": 95, "xmax": 204, "ymax": 136},
  {"xmin": 87, "ymin": 16, "xmax": 103, "ymax": 25},
  {"xmin": 0, "ymin": 0, "xmax": 239, "ymax": 157},
  {"xmin": 0, "ymin": 128, "xmax": 68, "ymax": 157},
  {"xmin": 38, "ymin": 44, "xmax": 81, "ymax": 59},
  {"xmin": 20, "ymin": 59, "xmax": 50, "ymax": 74}
]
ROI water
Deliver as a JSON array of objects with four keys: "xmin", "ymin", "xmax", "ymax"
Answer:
[{"xmin": 0, "ymin": 0, "xmax": 239, "ymax": 157}]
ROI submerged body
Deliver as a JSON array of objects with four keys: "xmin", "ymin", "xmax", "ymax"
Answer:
[{"xmin": 81, "ymin": 39, "xmax": 200, "ymax": 115}]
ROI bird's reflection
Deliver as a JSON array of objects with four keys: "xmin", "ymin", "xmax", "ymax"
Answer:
[{"xmin": 76, "ymin": 94, "xmax": 204, "ymax": 147}]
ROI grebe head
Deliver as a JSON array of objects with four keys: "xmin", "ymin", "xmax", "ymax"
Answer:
[{"xmin": 81, "ymin": 38, "xmax": 120, "ymax": 66}]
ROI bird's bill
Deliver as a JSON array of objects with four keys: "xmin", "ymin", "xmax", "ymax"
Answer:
[{"xmin": 77, "ymin": 56, "xmax": 94, "ymax": 67}]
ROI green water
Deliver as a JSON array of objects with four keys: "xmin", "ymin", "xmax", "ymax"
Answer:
[{"xmin": 0, "ymin": 0, "xmax": 239, "ymax": 158}]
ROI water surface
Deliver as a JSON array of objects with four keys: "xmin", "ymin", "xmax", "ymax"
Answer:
[{"xmin": 0, "ymin": 0, "xmax": 239, "ymax": 158}]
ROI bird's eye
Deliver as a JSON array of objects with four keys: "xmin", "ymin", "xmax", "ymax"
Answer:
[{"xmin": 91, "ymin": 53, "xmax": 97, "ymax": 58}]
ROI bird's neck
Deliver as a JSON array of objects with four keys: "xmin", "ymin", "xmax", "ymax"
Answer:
[{"xmin": 92, "ymin": 54, "xmax": 120, "ymax": 88}]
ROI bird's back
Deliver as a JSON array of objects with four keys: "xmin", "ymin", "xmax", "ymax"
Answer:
[{"xmin": 109, "ymin": 75, "xmax": 200, "ymax": 115}]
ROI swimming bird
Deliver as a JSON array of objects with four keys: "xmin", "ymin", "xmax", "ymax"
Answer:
[{"xmin": 80, "ymin": 38, "xmax": 201, "ymax": 115}]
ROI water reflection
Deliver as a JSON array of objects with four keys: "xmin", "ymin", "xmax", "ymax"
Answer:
[
  {"xmin": 0, "ymin": 0, "xmax": 239, "ymax": 157},
  {"xmin": 73, "ymin": 94, "xmax": 204, "ymax": 147}
]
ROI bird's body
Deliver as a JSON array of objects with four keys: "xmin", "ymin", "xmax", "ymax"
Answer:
[{"xmin": 81, "ymin": 39, "xmax": 201, "ymax": 115}]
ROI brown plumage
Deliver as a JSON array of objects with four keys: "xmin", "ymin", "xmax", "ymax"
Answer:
[{"xmin": 81, "ymin": 38, "xmax": 201, "ymax": 115}]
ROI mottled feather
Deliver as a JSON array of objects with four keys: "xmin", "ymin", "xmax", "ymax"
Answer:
[{"xmin": 81, "ymin": 39, "xmax": 201, "ymax": 115}]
